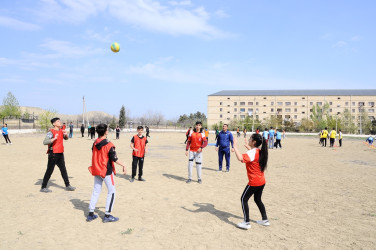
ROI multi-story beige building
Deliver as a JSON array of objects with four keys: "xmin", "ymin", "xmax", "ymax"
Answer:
[{"xmin": 208, "ymin": 90, "xmax": 376, "ymax": 127}]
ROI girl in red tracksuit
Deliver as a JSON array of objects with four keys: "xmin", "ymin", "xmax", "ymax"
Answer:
[{"xmin": 233, "ymin": 133, "xmax": 269, "ymax": 230}]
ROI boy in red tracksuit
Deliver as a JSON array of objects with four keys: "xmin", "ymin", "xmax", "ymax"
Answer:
[
  {"xmin": 130, "ymin": 126, "xmax": 148, "ymax": 182},
  {"xmin": 40, "ymin": 117, "xmax": 76, "ymax": 193},
  {"xmin": 185, "ymin": 121, "xmax": 208, "ymax": 184},
  {"xmin": 87, "ymin": 123, "xmax": 126, "ymax": 222}
]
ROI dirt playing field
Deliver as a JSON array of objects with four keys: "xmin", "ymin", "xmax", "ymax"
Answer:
[{"xmin": 0, "ymin": 131, "xmax": 375, "ymax": 249}]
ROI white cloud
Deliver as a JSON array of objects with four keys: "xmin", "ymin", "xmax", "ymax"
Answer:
[
  {"xmin": 214, "ymin": 10, "xmax": 229, "ymax": 18},
  {"xmin": 169, "ymin": 0, "xmax": 192, "ymax": 6},
  {"xmin": 333, "ymin": 41, "xmax": 347, "ymax": 48},
  {"xmin": 320, "ymin": 33, "xmax": 333, "ymax": 41},
  {"xmin": 0, "ymin": 16, "xmax": 40, "ymax": 31},
  {"xmin": 351, "ymin": 36, "xmax": 362, "ymax": 41},
  {"xmin": 35, "ymin": 0, "xmax": 229, "ymax": 39},
  {"xmin": 39, "ymin": 39, "xmax": 104, "ymax": 58}
]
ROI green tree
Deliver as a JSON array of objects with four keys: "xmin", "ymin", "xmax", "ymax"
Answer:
[
  {"xmin": 23, "ymin": 109, "xmax": 31, "ymax": 120},
  {"xmin": 1, "ymin": 91, "xmax": 21, "ymax": 118},
  {"xmin": 109, "ymin": 116, "xmax": 117, "ymax": 130},
  {"xmin": 38, "ymin": 109, "xmax": 58, "ymax": 132},
  {"xmin": 341, "ymin": 108, "xmax": 356, "ymax": 134},
  {"xmin": 310, "ymin": 102, "xmax": 329, "ymax": 131},
  {"xmin": 119, "ymin": 105, "xmax": 126, "ymax": 128},
  {"xmin": 298, "ymin": 118, "xmax": 314, "ymax": 132},
  {"xmin": 357, "ymin": 107, "xmax": 371, "ymax": 134}
]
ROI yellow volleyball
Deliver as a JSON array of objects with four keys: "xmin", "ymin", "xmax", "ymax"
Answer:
[{"xmin": 111, "ymin": 42, "xmax": 120, "ymax": 53}]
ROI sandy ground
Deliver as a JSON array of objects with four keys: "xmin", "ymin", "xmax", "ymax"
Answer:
[{"xmin": 0, "ymin": 131, "xmax": 375, "ymax": 249}]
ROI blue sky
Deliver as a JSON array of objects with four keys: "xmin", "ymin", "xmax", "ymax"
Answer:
[{"xmin": 0, "ymin": 0, "xmax": 375, "ymax": 119}]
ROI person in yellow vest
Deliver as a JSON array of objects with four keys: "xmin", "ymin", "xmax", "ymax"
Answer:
[
  {"xmin": 319, "ymin": 130, "xmax": 323, "ymax": 145},
  {"xmin": 130, "ymin": 126, "xmax": 148, "ymax": 182},
  {"xmin": 338, "ymin": 129, "xmax": 343, "ymax": 147},
  {"xmin": 322, "ymin": 128, "xmax": 328, "ymax": 147},
  {"xmin": 329, "ymin": 128, "xmax": 336, "ymax": 147}
]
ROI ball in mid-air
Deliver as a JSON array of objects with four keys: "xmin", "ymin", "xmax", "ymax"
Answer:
[{"xmin": 111, "ymin": 42, "xmax": 120, "ymax": 53}]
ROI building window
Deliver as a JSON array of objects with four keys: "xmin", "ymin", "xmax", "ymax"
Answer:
[
  {"xmin": 220, "ymin": 114, "xmax": 223, "ymax": 118},
  {"xmin": 227, "ymin": 111, "xmax": 230, "ymax": 113},
  {"xmin": 294, "ymin": 115, "xmax": 297, "ymax": 119},
  {"xmin": 285, "ymin": 115, "xmax": 290, "ymax": 119},
  {"xmin": 302, "ymin": 97, "xmax": 306, "ymax": 99},
  {"xmin": 234, "ymin": 102, "xmax": 237, "ymax": 106},
  {"xmin": 240, "ymin": 115, "xmax": 245, "ymax": 119},
  {"xmin": 263, "ymin": 112, "xmax": 266, "ymax": 114},
  {"xmin": 345, "ymin": 102, "xmax": 349, "ymax": 106},
  {"xmin": 369, "ymin": 109, "xmax": 375, "ymax": 113},
  {"xmin": 234, "ymin": 115, "xmax": 237, "ymax": 118},
  {"xmin": 271, "ymin": 108, "xmax": 274, "ymax": 112},
  {"xmin": 219, "ymin": 102, "xmax": 222, "ymax": 105},
  {"xmin": 256, "ymin": 115, "xmax": 259, "ymax": 119},
  {"xmin": 358, "ymin": 102, "xmax": 365, "ymax": 106},
  {"xmin": 317, "ymin": 102, "xmax": 322, "ymax": 106},
  {"xmin": 271, "ymin": 102, "xmax": 274, "ymax": 105},
  {"xmin": 227, "ymin": 105, "xmax": 230, "ymax": 107},
  {"xmin": 277, "ymin": 108, "xmax": 282, "ymax": 113},
  {"xmin": 263, "ymin": 97, "xmax": 267, "ymax": 99},
  {"xmin": 302, "ymin": 111, "xmax": 305, "ymax": 114},
  {"xmin": 285, "ymin": 102, "xmax": 291, "ymax": 106},
  {"xmin": 294, "ymin": 108, "xmax": 298, "ymax": 112},
  {"xmin": 337, "ymin": 105, "xmax": 341, "ymax": 107},
  {"xmin": 369, "ymin": 102, "xmax": 375, "ymax": 106},
  {"xmin": 248, "ymin": 108, "xmax": 253, "ymax": 112},
  {"xmin": 329, "ymin": 102, "xmax": 332, "ymax": 105},
  {"xmin": 248, "ymin": 102, "xmax": 253, "ymax": 106},
  {"xmin": 310, "ymin": 109, "xmax": 313, "ymax": 112},
  {"xmin": 329, "ymin": 109, "xmax": 332, "ymax": 112},
  {"xmin": 294, "ymin": 102, "xmax": 297, "ymax": 106},
  {"xmin": 227, "ymin": 97, "xmax": 230, "ymax": 99},
  {"xmin": 220, "ymin": 108, "xmax": 222, "ymax": 111},
  {"xmin": 277, "ymin": 102, "xmax": 283, "ymax": 106},
  {"xmin": 240, "ymin": 108, "xmax": 245, "ymax": 112},
  {"xmin": 227, "ymin": 117, "xmax": 230, "ymax": 120},
  {"xmin": 240, "ymin": 102, "xmax": 245, "ymax": 106},
  {"xmin": 234, "ymin": 108, "xmax": 237, "ymax": 112},
  {"xmin": 337, "ymin": 97, "xmax": 341, "ymax": 100},
  {"xmin": 256, "ymin": 108, "xmax": 259, "ymax": 112},
  {"xmin": 285, "ymin": 108, "xmax": 291, "ymax": 112},
  {"xmin": 256, "ymin": 102, "xmax": 259, "ymax": 105},
  {"xmin": 352, "ymin": 102, "xmax": 355, "ymax": 106},
  {"xmin": 352, "ymin": 109, "xmax": 355, "ymax": 112},
  {"xmin": 310, "ymin": 102, "xmax": 313, "ymax": 105},
  {"xmin": 302, "ymin": 105, "xmax": 305, "ymax": 107}
]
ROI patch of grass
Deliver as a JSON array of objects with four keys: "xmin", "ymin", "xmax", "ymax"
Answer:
[{"xmin": 121, "ymin": 228, "xmax": 134, "ymax": 235}]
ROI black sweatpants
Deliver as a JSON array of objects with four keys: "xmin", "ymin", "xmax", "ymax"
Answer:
[
  {"xmin": 42, "ymin": 153, "xmax": 70, "ymax": 188},
  {"xmin": 330, "ymin": 138, "xmax": 335, "ymax": 147},
  {"xmin": 275, "ymin": 139, "xmax": 282, "ymax": 148},
  {"xmin": 3, "ymin": 134, "xmax": 11, "ymax": 143},
  {"xmin": 322, "ymin": 138, "xmax": 327, "ymax": 147},
  {"xmin": 339, "ymin": 139, "xmax": 342, "ymax": 147},
  {"xmin": 241, "ymin": 184, "xmax": 267, "ymax": 222},
  {"xmin": 132, "ymin": 156, "xmax": 144, "ymax": 178}
]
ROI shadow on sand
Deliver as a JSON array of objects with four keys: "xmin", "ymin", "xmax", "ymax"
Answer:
[
  {"xmin": 34, "ymin": 178, "xmax": 68, "ymax": 190},
  {"xmin": 162, "ymin": 173, "xmax": 187, "ymax": 182},
  {"xmin": 70, "ymin": 198, "xmax": 106, "ymax": 219},
  {"xmin": 182, "ymin": 202, "xmax": 245, "ymax": 226}
]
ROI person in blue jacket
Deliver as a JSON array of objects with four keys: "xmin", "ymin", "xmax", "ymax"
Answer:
[
  {"xmin": 215, "ymin": 124, "xmax": 234, "ymax": 172},
  {"xmin": 275, "ymin": 129, "xmax": 282, "ymax": 148},
  {"xmin": 2, "ymin": 123, "xmax": 11, "ymax": 144},
  {"xmin": 366, "ymin": 136, "xmax": 374, "ymax": 145}
]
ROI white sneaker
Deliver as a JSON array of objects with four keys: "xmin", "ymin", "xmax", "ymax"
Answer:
[
  {"xmin": 236, "ymin": 221, "xmax": 251, "ymax": 230},
  {"xmin": 256, "ymin": 220, "xmax": 270, "ymax": 226}
]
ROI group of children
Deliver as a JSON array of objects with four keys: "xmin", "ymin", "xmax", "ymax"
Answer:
[
  {"xmin": 261, "ymin": 127, "xmax": 283, "ymax": 149},
  {"xmin": 319, "ymin": 128, "xmax": 343, "ymax": 147},
  {"xmin": 40, "ymin": 118, "xmax": 269, "ymax": 229},
  {"xmin": 40, "ymin": 118, "xmax": 148, "ymax": 223}
]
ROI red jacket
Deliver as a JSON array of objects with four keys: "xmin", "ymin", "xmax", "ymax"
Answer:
[
  {"xmin": 88, "ymin": 138, "xmax": 116, "ymax": 178},
  {"xmin": 47, "ymin": 129, "xmax": 64, "ymax": 153},
  {"xmin": 132, "ymin": 135, "xmax": 147, "ymax": 158}
]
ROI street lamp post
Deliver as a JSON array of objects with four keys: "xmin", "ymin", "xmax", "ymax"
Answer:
[{"xmin": 359, "ymin": 103, "xmax": 363, "ymax": 135}]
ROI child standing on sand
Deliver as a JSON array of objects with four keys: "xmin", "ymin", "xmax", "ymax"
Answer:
[
  {"xmin": 87, "ymin": 124, "xmax": 126, "ymax": 222},
  {"xmin": 233, "ymin": 133, "xmax": 270, "ymax": 230}
]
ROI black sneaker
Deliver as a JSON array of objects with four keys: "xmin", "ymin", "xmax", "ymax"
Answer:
[
  {"xmin": 198, "ymin": 179, "xmax": 202, "ymax": 184},
  {"xmin": 86, "ymin": 214, "xmax": 98, "ymax": 222},
  {"xmin": 186, "ymin": 179, "xmax": 192, "ymax": 184},
  {"xmin": 66, "ymin": 185, "xmax": 76, "ymax": 191},
  {"xmin": 130, "ymin": 178, "xmax": 135, "ymax": 183},
  {"xmin": 138, "ymin": 177, "xmax": 146, "ymax": 181}
]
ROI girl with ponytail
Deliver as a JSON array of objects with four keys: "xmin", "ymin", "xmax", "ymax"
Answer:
[{"xmin": 233, "ymin": 133, "xmax": 269, "ymax": 230}]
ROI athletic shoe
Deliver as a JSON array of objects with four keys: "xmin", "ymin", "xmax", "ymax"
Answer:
[
  {"xmin": 198, "ymin": 179, "xmax": 202, "ymax": 184},
  {"xmin": 186, "ymin": 179, "xmax": 192, "ymax": 184},
  {"xmin": 40, "ymin": 188, "xmax": 52, "ymax": 193},
  {"xmin": 103, "ymin": 215, "xmax": 119, "ymax": 223},
  {"xmin": 236, "ymin": 221, "xmax": 251, "ymax": 230},
  {"xmin": 225, "ymin": 170, "xmax": 229, "ymax": 172},
  {"xmin": 130, "ymin": 178, "xmax": 135, "ymax": 182},
  {"xmin": 256, "ymin": 220, "xmax": 270, "ymax": 226},
  {"xmin": 138, "ymin": 177, "xmax": 146, "ymax": 181},
  {"xmin": 86, "ymin": 214, "xmax": 98, "ymax": 222},
  {"xmin": 65, "ymin": 185, "xmax": 76, "ymax": 191}
]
